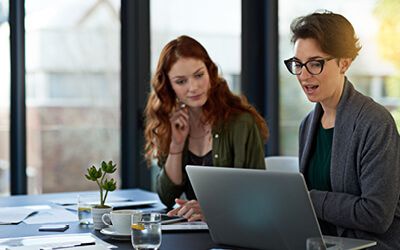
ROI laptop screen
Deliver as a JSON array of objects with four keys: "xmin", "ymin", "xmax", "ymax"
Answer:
[{"xmin": 186, "ymin": 165, "xmax": 376, "ymax": 250}]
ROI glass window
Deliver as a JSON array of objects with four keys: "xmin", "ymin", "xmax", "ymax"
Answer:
[
  {"xmin": 279, "ymin": 0, "xmax": 400, "ymax": 155},
  {"xmin": 0, "ymin": 0, "xmax": 10, "ymax": 196},
  {"xmin": 150, "ymin": 0, "xmax": 241, "ymax": 92},
  {"xmin": 25, "ymin": 0, "xmax": 121, "ymax": 193},
  {"xmin": 150, "ymin": 0, "xmax": 241, "ymax": 190}
]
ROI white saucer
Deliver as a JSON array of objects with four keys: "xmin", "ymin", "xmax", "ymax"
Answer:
[{"xmin": 100, "ymin": 227, "xmax": 130, "ymax": 240}]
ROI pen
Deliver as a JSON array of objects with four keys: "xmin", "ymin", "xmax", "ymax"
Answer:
[
  {"xmin": 39, "ymin": 241, "xmax": 95, "ymax": 250},
  {"xmin": 161, "ymin": 216, "xmax": 187, "ymax": 225}
]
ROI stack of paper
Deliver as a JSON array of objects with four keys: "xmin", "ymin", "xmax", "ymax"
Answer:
[
  {"xmin": 0, "ymin": 206, "xmax": 40, "ymax": 224},
  {"xmin": 161, "ymin": 221, "xmax": 209, "ymax": 231},
  {"xmin": 0, "ymin": 233, "xmax": 115, "ymax": 250},
  {"xmin": 0, "ymin": 205, "xmax": 77, "ymax": 225},
  {"xmin": 51, "ymin": 196, "xmax": 158, "ymax": 209}
]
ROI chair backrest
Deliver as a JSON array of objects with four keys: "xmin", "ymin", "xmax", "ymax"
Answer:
[{"xmin": 265, "ymin": 156, "xmax": 299, "ymax": 172}]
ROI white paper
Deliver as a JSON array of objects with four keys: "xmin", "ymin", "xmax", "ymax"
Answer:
[
  {"xmin": 24, "ymin": 207, "xmax": 78, "ymax": 224},
  {"xmin": 50, "ymin": 195, "xmax": 129, "ymax": 206},
  {"xmin": 65, "ymin": 246, "xmax": 110, "ymax": 250},
  {"xmin": 107, "ymin": 199, "xmax": 158, "ymax": 208},
  {"xmin": 5, "ymin": 246, "xmax": 109, "ymax": 250},
  {"xmin": 0, "ymin": 233, "xmax": 116, "ymax": 250},
  {"xmin": 161, "ymin": 221, "xmax": 209, "ymax": 231},
  {"xmin": 0, "ymin": 205, "xmax": 51, "ymax": 225},
  {"xmin": 63, "ymin": 200, "xmax": 158, "ymax": 211}
]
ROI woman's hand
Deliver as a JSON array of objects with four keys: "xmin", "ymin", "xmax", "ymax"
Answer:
[
  {"xmin": 169, "ymin": 105, "xmax": 189, "ymax": 148},
  {"xmin": 167, "ymin": 198, "xmax": 204, "ymax": 222}
]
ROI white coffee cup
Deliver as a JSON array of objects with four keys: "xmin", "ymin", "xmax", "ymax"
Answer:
[{"xmin": 102, "ymin": 209, "xmax": 142, "ymax": 234}]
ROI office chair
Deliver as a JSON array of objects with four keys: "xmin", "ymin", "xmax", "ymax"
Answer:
[{"xmin": 265, "ymin": 156, "xmax": 299, "ymax": 172}]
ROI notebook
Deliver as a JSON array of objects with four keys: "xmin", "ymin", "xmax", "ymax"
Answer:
[{"xmin": 186, "ymin": 165, "xmax": 377, "ymax": 250}]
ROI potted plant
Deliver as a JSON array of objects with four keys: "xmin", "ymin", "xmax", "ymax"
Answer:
[{"xmin": 85, "ymin": 160, "xmax": 117, "ymax": 229}]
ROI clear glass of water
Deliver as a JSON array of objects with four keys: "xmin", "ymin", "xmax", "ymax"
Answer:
[
  {"xmin": 77, "ymin": 194, "xmax": 95, "ymax": 225},
  {"xmin": 131, "ymin": 212, "xmax": 162, "ymax": 249}
]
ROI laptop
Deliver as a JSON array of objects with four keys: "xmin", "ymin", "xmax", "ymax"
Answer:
[{"xmin": 186, "ymin": 165, "xmax": 377, "ymax": 250}]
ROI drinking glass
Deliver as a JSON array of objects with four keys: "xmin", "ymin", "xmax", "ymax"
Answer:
[
  {"xmin": 77, "ymin": 194, "xmax": 96, "ymax": 225},
  {"xmin": 306, "ymin": 237, "xmax": 327, "ymax": 250},
  {"xmin": 131, "ymin": 212, "xmax": 162, "ymax": 249}
]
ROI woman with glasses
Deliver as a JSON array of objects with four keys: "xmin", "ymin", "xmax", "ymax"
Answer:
[
  {"xmin": 144, "ymin": 35, "xmax": 268, "ymax": 221},
  {"xmin": 285, "ymin": 11, "xmax": 400, "ymax": 249}
]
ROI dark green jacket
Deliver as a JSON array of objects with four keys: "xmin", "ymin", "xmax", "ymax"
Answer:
[{"xmin": 157, "ymin": 112, "xmax": 266, "ymax": 208}]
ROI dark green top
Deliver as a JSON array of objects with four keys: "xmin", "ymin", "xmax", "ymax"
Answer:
[
  {"xmin": 174, "ymin": 150, "xmax": 213, "ymax": 202},
  {"xmin": 307, "ymin": 122, "xmax": 334, "ymax": 191},
  {"xmin": 156, "ymin": 112, "xmax": 266, "ymax": 208}
]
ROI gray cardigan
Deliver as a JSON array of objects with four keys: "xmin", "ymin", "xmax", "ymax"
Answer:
[{"xmin": 299, "ymin": 79, "xmax": 400, "ymax": 250}]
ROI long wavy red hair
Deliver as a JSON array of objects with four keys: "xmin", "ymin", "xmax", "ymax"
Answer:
[{"xmin": 144, "ymin": 35, "xmax": 269, "ymax": 165}]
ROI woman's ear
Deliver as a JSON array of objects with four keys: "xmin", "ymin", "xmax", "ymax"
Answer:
[{"xmin": 339, "ymin": 58, "xmax": 352, "ymax": 74}]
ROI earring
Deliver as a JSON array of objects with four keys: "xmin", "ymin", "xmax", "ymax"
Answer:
[{"xmin": 176, "ymin": 98, "xmax": 186, "ymax": 108}]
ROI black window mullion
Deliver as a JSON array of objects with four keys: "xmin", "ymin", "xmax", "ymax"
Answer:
[
  {"xmin": 120, "ymin": 0, "xmax": 151, "ymax": 189},
  {"xmin": 9, "ymin": 0, "xmax": 27, "ymax": 195},
  {"xmin": 241, "ymin": 0, "xmax": 279, "ymax": 156}
]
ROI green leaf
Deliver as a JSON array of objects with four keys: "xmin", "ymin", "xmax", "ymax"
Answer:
[
  {"xmin": 102, "ymin": 178, "xmax": 117, "ymax": 192},
  {"xmin": 86, "ymin": 166, "xmax": 100, "ymax": 181},
  {"xmin": 96, "ymin": 168, "xmax": 102, "ymax": 178},
  {"xmin": 101, "ymin": 160, "xmax": 117, "ymax": 174},
  {"xmin": 85, "ymin": 160, "xmax": 118, "ymax": 205},
  {"xmin": 101, "ymin": 161, "xmax": 107, "ymax": 170}
]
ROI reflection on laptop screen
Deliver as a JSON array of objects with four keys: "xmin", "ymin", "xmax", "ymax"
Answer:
[{"xmin": 186, "ymin": 165, "xmax": 376, "ymax": 250}]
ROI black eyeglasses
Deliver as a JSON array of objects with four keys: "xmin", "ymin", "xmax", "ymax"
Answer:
[{"xmin": 284, "ymin": 57, "xmax": 335, "ymax": 75}]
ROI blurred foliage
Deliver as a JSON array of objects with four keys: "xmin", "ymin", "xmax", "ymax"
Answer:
[
  {"xmin": 374, "ymin": 0, "xmax": 400, "ymax": 69},
  {"xmin": 385, "ymin": 75, "xmax": 400, "ymax": 97},
  {"xmin": 391, "ymin": 108, "xmax": 400, "ymax": 132},
  {"xmin": 375, "ymin": 0, "xmax": 400, "ymax": 131},
  {"xmin": 385, "ymin": 76, "xmax": 400, "ymax": 130}
]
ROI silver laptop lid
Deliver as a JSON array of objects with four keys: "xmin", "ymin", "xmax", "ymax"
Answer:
[{"xmin": 186, "ymin": 165, "xmax": 323, "ymax": 250}]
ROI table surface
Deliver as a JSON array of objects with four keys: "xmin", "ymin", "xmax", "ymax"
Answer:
[{"xmin": 0, "ymin": 189, "xmax": 233, "ymax": 250}]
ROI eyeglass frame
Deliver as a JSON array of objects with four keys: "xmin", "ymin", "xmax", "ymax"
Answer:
[{"xmin": 284, "ymin": 56, "xmax": 336, "ymax": 76}]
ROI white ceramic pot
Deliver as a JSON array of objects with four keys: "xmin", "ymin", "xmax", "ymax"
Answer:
[{"xmin": 92, "ymin": 206, "xmax": 113, "ymax": 230}]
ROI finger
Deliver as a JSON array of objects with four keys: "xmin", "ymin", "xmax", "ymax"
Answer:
[
  {"xmin": 169, "ymin": 109, "xmax": 182, "ymax": 119},
  {"xmin": 175, "ymin": 198, "xmax": 188, "ymax": 205},
  {"xmin": 176, "ymin": 117, "xmax": 187, "ymax": 130},
  {"xmin": 178, "ymin": 109, "xmax": 189, "ymax": 120},
  {"xmin": 176, "ymin": 199, "xmax": 198, "ymax": 208},
  {"xmin": 179, "ymin": 112, "xmax": 189, "ymax": 124},
  {"xmin": 188, "ymin": 213, "xmax": 203, "ymax": 222},
  {"xmin": 187, "ymin": 199, "xmax": 199, "ymax": 204},
  {"xmin": 171, "ymin": 114, "xmax": 187, "ymax": 130},
  {"xmin": 182, "ymin": 208, "xmax": 196, "ymax": 219},
  {"xmin": 167, "ymin": 208, "xmax": 179, "ymax": 216},
  {"xmin": 184, "ymin": 201, "xmax": 202, "ymax": 221},
  {"xmin": 185, "ymin": 200, "xmax": 200, "ymax": 208},
  {"xmin": 170, "ymin": 110, "xmax": 188, "ymax": 125},
  {"xmin": 176, "ymin": 205, "xmax": 190, "ymax": 217},
  {"xmin": 173, "ymin": 119, "xmax": 184, "ymax": 130},
  {"xmin": 170, "ymin": 113, "xmax": 186, "ymax": 127}
]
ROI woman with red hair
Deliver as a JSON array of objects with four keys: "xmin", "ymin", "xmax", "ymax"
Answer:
[{"xmin": 144, "ymin": 35, "xmax": 268, "ymax": 220}]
